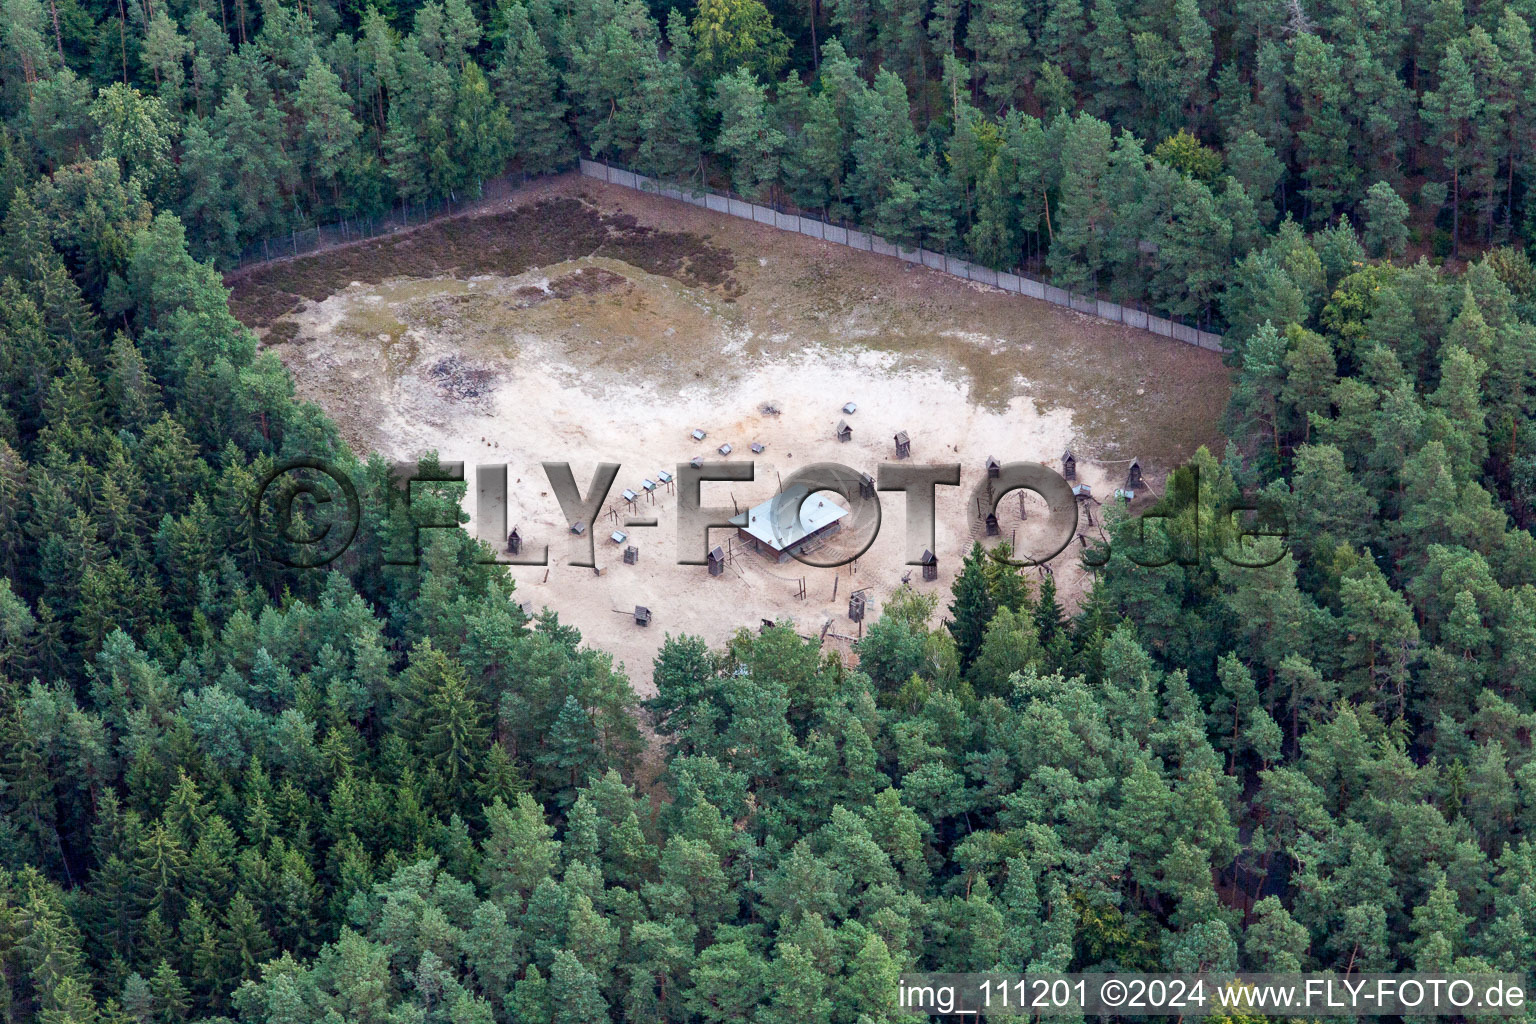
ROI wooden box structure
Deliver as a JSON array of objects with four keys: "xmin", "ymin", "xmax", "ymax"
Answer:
[
  {"xmin": 506, "ymin": 527, "xmax": 522, "ymax": 555},
  {"xmin": 894, "ymin": 431, "xmax": 911, "ymax": 459},
  {"xmin": 859, "ymin": 472, "xmax": 876, "ymax": 499},
  {"xmin": 920, "ymin": 549, "xmax": 938, "ymax": 580},
  {"xmin": 707, "ymin": 546, "xmax": 726, "ymax": 576},
  {"xmin": 848, "ymin": 591, "xmax": 867, "ymax": 622},
  {"xmin": 836, "ymin": 420, "xmax": 853, "ymax": 443},
  {"xmin": 985, "ymin": 512, "xmax": 1000, "ymax": 536},
  {"xmin": 623, "ymin": 545, "xmax": 638, "ymax": 564},
  {"xmin": 1125, "ymin": 459, "xmax": 1144, "ymax": 491},
  {"xmin": 634, "ymin": 606, "xmax": 651, "ymax": 626},
  {"xmin": 1061, "ymin": 450, "xmax": 1077, "ymax": 481},
  {"xmin": 986, "ymin": 456, "xmax": 1001, "ymax": 478}
]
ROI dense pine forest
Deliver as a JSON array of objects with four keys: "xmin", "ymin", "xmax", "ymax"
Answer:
[
  {"xmin": 3, "ymin": 0, "xmax": 1536, "ymax": 1018},
  {"xmin": 11, "ymin": 0, "xmax": 1536, "ymax": 318}
]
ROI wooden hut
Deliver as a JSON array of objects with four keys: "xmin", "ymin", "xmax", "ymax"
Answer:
[
  {"xmin": 634, "ymin": 606, "xmax": 651, "ymax": 626},
  {"xmin": 506, "ymin": 527, "xmax": 522, "ymax": 555},
  {"xmin": 611, "ymin": 530, "xmax": 627, "ymax": 545},
  {"xmin": 1061, "ymin": 450, "xmax": 1077, "ymax": 481},
  {"xmin": 858, "ymin": 472, "xmax": 876, "ymax": 499},
  {"xmin": 641, "ymin": 478, "xmax": 656, "ymax": 492},
  {"xmin": 707, "ymin": 546, "xmax": 726, "ymax": 576},
  {"xmin": 986, "ymin": 456, "xmax": 1001, "ymax": 478},
  {"xmin": 920, "ymin": 549, "xmax": 938, "ymax": 581},
  {"xmin": 622, "ymin": 488, "xmax": 638, "ymax": 503},
  {"xmin": 623, "ymin": 545, "xmax": 638, "ymax": 564},
  {"xmin": 730, "ymin": 487, "xmax": 849, "ymax": 562},
  {"xmin": 1125, "ymin": 459, "xmax": 1144, "ymax": 491},
  {"xmin": 848, "ymin": 591, "xmax": 867, "ymax": 622},
  {"xmin": 657, "ymin": 470, "xmax": 673, "ymax": 484},
  {"xmin": 836, "ymin": 420, "xmax": 853, "ymax": 443},
  {"xmin": 985, "ymin": 512, "xmax": 1000, "ymax": 536},
  {"xmin": 894, "ymin": 430, "xmax": 911, "ymax": 459}
]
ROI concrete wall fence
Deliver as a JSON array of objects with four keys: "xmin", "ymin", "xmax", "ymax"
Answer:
[{"xmin": 579, "ymin": 158, "xmax": 1228, "ymax": 354}]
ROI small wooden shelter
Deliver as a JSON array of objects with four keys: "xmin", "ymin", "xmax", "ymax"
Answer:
[
  {"xmin": 848, "ymin": 591, "xmax": 867, "ymax": 622},
  {"xmin": 634, "ymin": 606, "xmax": 651, "ymax": 626},
  {"xmin": 836, "ymin": 420, "xmax": 853, "ymax": 443},
  {"xmin": 986, "ymin": 456, "xmax": 1001, "ymax": 478},
  {"xmin": 843, "ymin": 401, "xmax": 858, "ymax": 414},
  {"xmin": 1061, "ymin": 450, "xmax": 1077, "ymax": 481},
  {"xmin": 691, "ymin": 428, "xmax": 707, "ymax": 441},
  {"xmin": 858, "ymin": 472, "xmax": 876, "ymax": 499},
  {"xmin": 506, "ymin": 527, "xmax": 522, "ymax": 555},
  {"xmin": 1125, "ymin": 459, "xmax": 1144, "ymax": 491},
  {"xmin": 718, "ymin": 443, "xmax": 733, "ymax": 456},
  {"xmin": 894, "ymin": 430, "xmax": 911, "ymax": 459},
  {"xmin": 985, "ymin": 512, "xmax": 1000, "ymax": 536},
  {"xmin": 707, "ymin": 545, "xmax": 726, "ymax": 577},
  {"xmin": 623, "ymin": 545, "xmax": 639, "ymax": 564},
  {"xmin": 920, "ymin": 549, "xmax": 938, "ymax": 581}
]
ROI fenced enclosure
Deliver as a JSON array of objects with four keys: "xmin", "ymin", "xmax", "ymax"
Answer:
[
  {"xmin": 577, "ymin": 159, "xmax": 1228, "ymax": 354},
  {"xmin": 225, "ymin": 156, "xmax": 1228, "ymax": 355}
]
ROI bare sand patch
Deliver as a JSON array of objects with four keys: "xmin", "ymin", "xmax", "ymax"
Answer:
[{"xmin": 254, "ymin": 176, "xmax": 1231, "ymax": 692}]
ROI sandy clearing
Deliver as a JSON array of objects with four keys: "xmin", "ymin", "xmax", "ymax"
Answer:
[{"xmin": 257, "ymin": 177, "xmax": 1229, "ymax": 692}]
